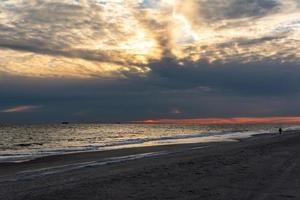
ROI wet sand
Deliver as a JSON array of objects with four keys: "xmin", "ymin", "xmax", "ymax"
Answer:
[{"xmin": 1, "ymin": 131, "xmax": 300, "ymax": 200}]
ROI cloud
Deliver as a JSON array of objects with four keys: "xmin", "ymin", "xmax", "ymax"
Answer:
[
  {"xmin": 193, "ymin": 0, "xmax": 280, "ymax": 21},
  {"xmin": 1, "ymin": 1, "xmax": 300, "ymax": 122},
  {"xmin": 0, "ymin": 0, "xmax": 158, "ymax": 78},
  {"xmin": 2, "ymin": 58, "xmax": 300, "ymax": 123},
  {"xmin": 1, "ymin": 105, "xmax": 41, "ymax": 113},
  {"xmin": 0, "ymin": 0, "xmax": 300, "ymax": 78}
]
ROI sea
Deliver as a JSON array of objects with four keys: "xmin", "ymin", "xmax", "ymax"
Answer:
[{"xmin": 0, "ymin": 123, "xmax": 299, "ymax": 163}]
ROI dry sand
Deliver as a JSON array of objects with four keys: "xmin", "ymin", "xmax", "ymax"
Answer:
[{"xmin": 1, "ymin": 132, "xmax": 300, "ymax": 200}]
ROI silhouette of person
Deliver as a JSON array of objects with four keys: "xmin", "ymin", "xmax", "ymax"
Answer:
[{"xmin": 279, "ymin": 128, "xmax": 282, "ymax": 134}]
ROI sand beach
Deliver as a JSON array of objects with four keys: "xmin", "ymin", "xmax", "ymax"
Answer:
[{"xmin": 1, "ymin": 131, "xmax": 300, "ymax": 200}]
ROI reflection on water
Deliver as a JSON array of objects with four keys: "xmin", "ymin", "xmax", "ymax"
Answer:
[{"xmin": 0, "ymin": 123, "xmax": 299, "ymax": 162}]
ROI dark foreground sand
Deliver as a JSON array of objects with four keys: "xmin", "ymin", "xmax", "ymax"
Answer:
[{"xmin": 1, "ymin": 132, "xmax": 300, "ymax": 200}]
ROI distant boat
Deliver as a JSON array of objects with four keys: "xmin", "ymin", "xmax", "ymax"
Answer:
[{"xmin": 61, "ymin": 122, "xmax": 70, "ymax": 125}]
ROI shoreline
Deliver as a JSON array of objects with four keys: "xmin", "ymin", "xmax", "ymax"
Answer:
[
  {"xmin": 0, "ymin": 131, "xmax": 286, "ymax": 177},
  {"xmin": 1, "ymin": 131, "xmax": 300, "ymax": 199},
  {"xmin": 2, "ymin": 123, "xmax": 298, "ymax": 165},
  {"xmin": 0, "ymin": 140, "xmax": 221, "ymax": 178},
  {"xmin": 0, "ymin": 128, "xmax": 277, "ymax": 165}
]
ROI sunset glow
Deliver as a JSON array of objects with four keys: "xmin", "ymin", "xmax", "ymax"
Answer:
[{"xmin": 141, "ymin": 117, "xmax": 300, "ymax": 125}]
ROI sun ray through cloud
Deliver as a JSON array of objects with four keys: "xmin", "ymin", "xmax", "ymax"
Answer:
[{"xmin": 0, "ymin": 0, "xmax": 300, "ymax": 78}]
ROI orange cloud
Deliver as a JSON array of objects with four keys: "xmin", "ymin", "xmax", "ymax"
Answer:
[
  {"xmin": 1, "ymin": 105, "xmax": 41, "ymax": 113},
  {"xmin": 139, "ymin": 117, "xmax": 300, "ymax": 125}
]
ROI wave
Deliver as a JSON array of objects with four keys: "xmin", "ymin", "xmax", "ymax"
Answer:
[{"xmin": 1, "ymin": 125, "xmax": 299, "ymax": 163}]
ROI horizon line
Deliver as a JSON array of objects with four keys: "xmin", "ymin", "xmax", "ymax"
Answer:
[{"xmin": 136, "ymin": 117, "xmax": 300, "ymax": 125}]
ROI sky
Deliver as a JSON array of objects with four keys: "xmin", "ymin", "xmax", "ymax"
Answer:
[{"xmin": 1, "ymin": 0, "xmax": 300, "ymax": 123}]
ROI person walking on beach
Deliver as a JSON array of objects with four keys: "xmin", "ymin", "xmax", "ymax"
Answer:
[{"xmin": 279, "ymin": 128, "xmax": 282, "ymax": 134}]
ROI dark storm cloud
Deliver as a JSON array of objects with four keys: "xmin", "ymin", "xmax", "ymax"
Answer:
[
  {"xmin": 2, "ymin": 58, "xmax": 300, "ymax": 123},
  {"xmin": 148, "ymin": 58, "xmax": 300, "ymax": 96}
]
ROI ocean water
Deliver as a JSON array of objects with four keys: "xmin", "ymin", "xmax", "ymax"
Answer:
[{"xmin": 0, "ymin": 123, "xmax": 299, "ymax": 163}]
